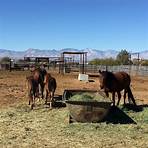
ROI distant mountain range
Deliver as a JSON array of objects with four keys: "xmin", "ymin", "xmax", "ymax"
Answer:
[{"xmin": 0, "ymin": 48, "xmax": 148, "ymax": 60}]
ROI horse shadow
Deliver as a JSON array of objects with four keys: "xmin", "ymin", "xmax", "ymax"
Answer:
[
  {"xmin": 122, "ymin": 103, "xmax": 148, "ymax": 112},
  {"xmin": 104, "ymin": 102, "xmax": 148, "ymax": 124},
  {"xmin": 45, "ymin": 95, "xmax": 66, "ymax": 108},
  {"xmin": 52, "ymin": 101, "xmax": 66, "ymax": 108},
  {"xmin": 104, "ymin": 106, "xmax": 137, "ymax": 124}
]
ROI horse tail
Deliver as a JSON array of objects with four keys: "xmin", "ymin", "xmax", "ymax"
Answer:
[{"xmin": 127, "ymin": 86, "xmax": 137, "ymax": 106}]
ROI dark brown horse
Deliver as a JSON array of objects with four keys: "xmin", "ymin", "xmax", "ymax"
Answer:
[
  {"xmin": 98, "ymin": 70, "xmax": 136, "ymax": 106},
  {"xmin": 44, "ymin": 73, "xmax": 57, "ymax": 109}
]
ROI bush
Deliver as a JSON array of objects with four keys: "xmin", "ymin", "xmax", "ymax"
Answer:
[
  {"xmin": 89, "ymin": 58, "xmax": 119, "ymax": 66},
  {"xmin": 0, "ymin": 57, "xmax": 10, "ymax": 63}
]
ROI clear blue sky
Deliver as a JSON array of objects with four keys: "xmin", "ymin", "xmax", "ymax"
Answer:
[{"xmin": 0, "ymin": 0, "xmax": 148, "ymax": 52}]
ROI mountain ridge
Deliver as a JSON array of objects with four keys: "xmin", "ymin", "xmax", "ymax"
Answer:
[{"xmin": 0, "ymin": 48, "xmax": 148, "ymax": 60}]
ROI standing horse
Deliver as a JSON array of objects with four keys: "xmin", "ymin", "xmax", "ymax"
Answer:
[
  {"xmin": 98, "ymin": 70, "xmax": 136, "ymax": 106},
  {"xmin": 44, "ymin": 73, "xmax": 57, "ymax": 109},
  {"xmin": 38, "ymin": 67, "xmax": 47, "ymax": 99},
  {"xmin": 26, "ymin": 70, "xmax": 40, "ymax": 109},
  {"xmin": 32, "ymin": 67, "xmax": 47, "ymax": 99}
]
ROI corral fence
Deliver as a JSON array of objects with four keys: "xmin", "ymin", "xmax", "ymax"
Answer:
[
  {"xmin": 0, "ymin": 62, "xmax": 148, "ymax": 76},
  {"xmin": 87, "ymin": 65, "xmax": 148, "ymax": 76},
  {"xmin": 63, "ymin": 64, "xmax": 148, "ymax": 76}
]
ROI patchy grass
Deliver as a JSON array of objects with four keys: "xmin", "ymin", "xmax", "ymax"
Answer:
[
  {"xmin": 0, "ymin": 71, "xmax": 148, "ymax": 147},
  {"xmin": 0, "ymin": 102, "xmax": 148, "ymax": 148}
]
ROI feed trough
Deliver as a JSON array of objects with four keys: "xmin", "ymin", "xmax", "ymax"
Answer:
[{"xmin": 63, "ymin": 89, "xmax": 112, "ymax": 123}]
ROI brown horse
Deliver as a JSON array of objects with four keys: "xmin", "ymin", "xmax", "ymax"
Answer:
[
  {"xmin": 98, "ymin": 70, "xmax": 136, "ymax": 106},
  {"xmin": 26, "ymin": 70, "xmax": 40, "ymax": 109},
  {"xmin": 44, "ymin": 73, "xmax": 57, "ymax": 109},
  {"xmin": 31, "ymin": 67, "xmax": 47, "ymax": 99}
]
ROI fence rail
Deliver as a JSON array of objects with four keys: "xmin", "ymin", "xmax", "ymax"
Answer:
[
  {"xmin": 0, "ymin": 62, "xmax": 148, "ymax": 76},
  {"xmin": 66, "ymin": 64, "xmax": 148, "ymax": 76}
]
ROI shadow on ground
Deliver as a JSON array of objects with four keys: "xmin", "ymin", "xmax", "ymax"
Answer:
[
  {"xmin": 122, "ymin": 103, "xmax": 148, "ymax": 112},
  {"xmin": 44, "ymin": 101, "xmax": 66, "ymax": 108},
  {"xmin": 104, "ymin": 106, "xmax": 137, "ymax": 124},
  {"xmin": 53, "ymin": 101, "xmax": 66, "ymax": 108}
]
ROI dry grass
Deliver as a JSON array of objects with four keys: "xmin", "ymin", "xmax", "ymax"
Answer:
[
  {"xmin": 0, "ymin": 70, "xmax": 148, "ymax": 148},
  {"xmin": 0, "ymin": 102, "xmax": 148, "ymax": 148}
]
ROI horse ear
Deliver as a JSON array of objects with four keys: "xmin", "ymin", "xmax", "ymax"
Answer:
[{"xmin": 98, "ymin": 70, "xmax": 102, "ymax": 74}]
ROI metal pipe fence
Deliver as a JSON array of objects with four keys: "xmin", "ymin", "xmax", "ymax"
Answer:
[
  {"xmin": 0, "ymin": 62, "xmax": 148, "ymax": 76},
  {"xmin": 66, "ymin": 64, "xmax": 148, "ymax": 76}
]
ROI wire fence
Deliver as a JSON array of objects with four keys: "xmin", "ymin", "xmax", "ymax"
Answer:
[
  {"xmin": 0, "ymin": 62, "xmax": 148, "ymax": 76},
  {"xmin": 66, "ymin": 64, "xmax": 148, "ymax": 76}
]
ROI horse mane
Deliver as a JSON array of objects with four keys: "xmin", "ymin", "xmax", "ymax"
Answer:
[
  {"xmin": 101, "ymin": 71, "xmax": 115, "ymax": 80},
  {"xmin": 101, "ymin": 71, "xmax": 117, "ymax": 90}
]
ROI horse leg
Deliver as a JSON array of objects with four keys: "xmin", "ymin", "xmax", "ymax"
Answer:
[
  {"xmin": 112, "ymin": 92, "xmax": 115, "ymax": 106},
  {"xmin": 40, "ymin": 83, "xmax": 44, "ymax": 99},
  {"xmin": 123, "ymin": 89, "xmax": 127, "ymax": 105},
  {"xmin": 51, "ymin": 89, "xmax": 55, "ymax": 108},
  {"xmin": 28, "ymin": 89, "xmax": 33, "ymax": 105},
  {"xmin": 28, "ymin": 83, "xmax": 32, "ymax": 105},
  {"xmin": 105, "ymin": 91, "xmax": 109, "ymax": 97},
  {"xmin": 49, "ymin": 91, "xmax": 52, "ymax": 109},
  {"xmin": 117, "ymin": 91, "xmax": 121, "ymax": 106},
  {"xmin": 127, "ymin": 89, "xmax": 132, "ymax": 104},
  {"xmin": 35, "ymin": 86, "xmax": 40, "ymax": 102},
  {"xmin": 28, "ymin": 93, "xmax": 30, "ymax": 105},
  {"xmin": 28, "ymin": 92, "xmax": 30, "ymax": 105},
  {"xmin": 29, "ymin": 95, "xmax": 34, "ymax": 109},
  {"xmin": 45, "ymin": 90, "xmax": 48, "ymax": 104},
  {"xmin": 37, "ymin": 86, "xmax": 39, "ymax": 98},
  {"xmin": 32, "ymin": 91, "xmax": 36, "ymax": 109},
  {"xmin": 29, "ymin": 95, "xmax": 31, "ymax": 105},
  {"xmin": 127, "ymin": 86, "xmax": 137, "ymax": 106}
]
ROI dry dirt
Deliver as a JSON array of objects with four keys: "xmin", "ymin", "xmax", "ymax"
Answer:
[{"xmin": 0, "ymin": 70, "xmax": 147, "ymax": 108}]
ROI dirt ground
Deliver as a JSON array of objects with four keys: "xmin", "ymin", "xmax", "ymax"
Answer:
[
  {"xmin": 0, "ymin": 70, "xmax": 148, "ymax": 148},
  {"xmin": 0, "ymin": 70, "xmax": 147, "ymax": 107}
]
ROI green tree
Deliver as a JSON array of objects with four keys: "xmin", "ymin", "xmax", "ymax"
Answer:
[
  {"xmin": 0, "ymin": 57, "xmax": 10, "ymax": 63},
  {"xmin": 141, "ymin": 60, "xmax": 148, "ymax": 66},
  {"xmin": 89, "ymin": 58, "xmax": 119, "ymax": 66},
  {"xmin": 116, "ymin": 49, "xmax": 131, "ymax": 65},
  {"xmin": 89, "ymin": 58, "xmax": 101, "ymax": 65}
]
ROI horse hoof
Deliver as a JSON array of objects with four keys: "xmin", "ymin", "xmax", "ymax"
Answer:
[
  {"xmin": 31, "ymin": 105, "xmax": 33, "ymax": 110},
  {"xmin": 31, "ymin": 104, "xmax": 35, "ymax": 109}
]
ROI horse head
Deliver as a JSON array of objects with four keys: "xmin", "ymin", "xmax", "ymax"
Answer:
[
  {"xmin": 98, "ymin": 70, "xmax": 107, "ymax": 89},
  {"xmin": 98, "ymin": 70, "xmax": 114, "ymax": 91}
]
